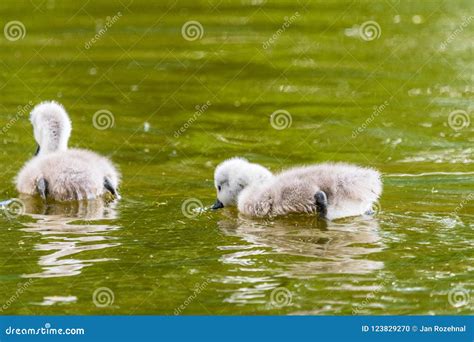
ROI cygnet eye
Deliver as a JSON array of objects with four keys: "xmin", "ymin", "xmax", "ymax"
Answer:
[{"xmin": 217, "ymin": 185, "xmax": 222, "ymax": 191}]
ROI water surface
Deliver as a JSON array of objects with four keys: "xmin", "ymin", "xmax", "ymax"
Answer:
[{"xmin": 0, "ymin": 0, "xmax": 472, "ymax": 315}]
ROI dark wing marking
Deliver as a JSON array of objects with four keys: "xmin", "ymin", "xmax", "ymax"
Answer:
[
  {"xmin": 104, "ymin": 177, "xmax": 120, "ymax": 198},
  {"xmin": 37, "ymin": 178, "xmax": 49, "ymax": 200},
  {"xmin": 315, "ymin": 190, "xmax": 328, "ymax": 218}
]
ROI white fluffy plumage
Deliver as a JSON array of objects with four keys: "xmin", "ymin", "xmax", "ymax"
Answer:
[
  {"xmin": 213, "ymin": 158, "xmax": 382, "ymax": 220},
  {"xmin": 15, "ymin": 101, "xmax": 120, "ymax": 201}
]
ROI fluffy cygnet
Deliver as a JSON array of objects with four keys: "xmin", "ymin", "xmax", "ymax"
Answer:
[
  {"xmin": 212, "ymin": 158, "xmax": 382, "ymax": 220},
  {"xmin": 15, "ymin": 101, "xmax": 120, "ymax": 201}
]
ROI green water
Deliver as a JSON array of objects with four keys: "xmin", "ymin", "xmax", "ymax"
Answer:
[{"xmin": 0, "ymin": 0, "xmax": 473, "ymax": 315}]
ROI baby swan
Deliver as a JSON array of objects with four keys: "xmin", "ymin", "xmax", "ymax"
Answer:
[
  {"xmin": 212, "ymin": 158, "xmax": 382, "ymax": 220},
  {"xmin": 16, "ymin": 101, "xmax": 120, "ymax": 201}
]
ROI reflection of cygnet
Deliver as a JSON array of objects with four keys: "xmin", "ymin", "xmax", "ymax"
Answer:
[
  {"xmin": 212, "ymin": 157, "xmax": 382, "ymax": 220},
  {"xmin": 217, "ymin": 215, "xmax": 384, "ymax": 273},
  {"xmin": 15, "ymin": 101, "xmax": 120, "ymax": 201},
  {"xmin": 21, "ymin": 200, "xmax": 120, "ymax": 279},
  {"xmin": 19, "ymin": 195, "xmax": 118, "ymax": 220}
]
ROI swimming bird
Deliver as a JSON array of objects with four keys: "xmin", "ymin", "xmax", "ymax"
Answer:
[
  {"xmin": 15, "ymin": 101, "xmax": 120, "ymax": 201},
  {"xmin": 211, "ymin": 158, "xmax": 382, "ymax": 220}
]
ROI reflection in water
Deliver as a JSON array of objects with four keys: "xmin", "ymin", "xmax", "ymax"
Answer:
[
  {"xmin": 36, "ymin": 296, "xmax": 78, "ymax": 306},
  {"xmin": 217, "ymin": 213, "xmax": 384, "ymax": 305},
  {"xmin": 398, "ymin": 148, "xmax": 473, "ymax": 164},
  {"xmin": 20, "ymin": 197, "xmax": 120, "ymax": 279}
]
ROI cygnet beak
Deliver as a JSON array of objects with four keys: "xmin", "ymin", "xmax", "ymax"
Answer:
[
  {"xmin": 211, "ymin": 199, "xmax": 224, "ymax": 210},
  {"xmin": 34, "ymin": 145, "xmax": 40, "ymax": 156}
]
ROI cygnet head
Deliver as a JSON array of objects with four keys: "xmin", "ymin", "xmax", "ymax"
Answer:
[
  {"xmin": 212, "ymin": 157, "xmax": 273, "ymax": 209},
  {"xmin": 30, "ymin": 101, "xmax": 71, "ymax": 156}
]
